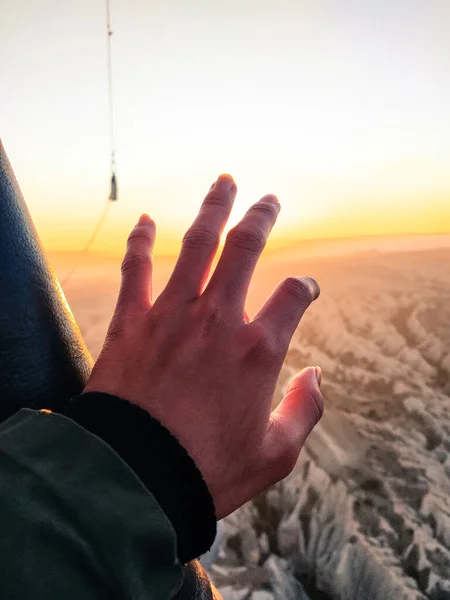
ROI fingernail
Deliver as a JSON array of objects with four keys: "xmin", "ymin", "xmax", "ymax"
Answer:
[
  {"xmin": 297, "ymin": 276, "xmax": 320, "ymax": 301},
  {"xmin": 216, "ymin": 173, "xmax": 235, "ymax": 190},
  {"xmin": 315, "ymin": 366, "xmax": 322, "ymax": 387},
  {"xmin": 137, "ymin": 214, "xmax": 152, "ymax": 226}
]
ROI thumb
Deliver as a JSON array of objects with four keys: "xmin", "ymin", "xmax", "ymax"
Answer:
[
  {"xmin": 117, "ymin": 214, "xmax": 156, "ymax": 312},
  {"xmin": 261, "ymin": 367, "xmax": 324, "ymax": 482},
  {"xmin": 276, "ymin": 366, "xmax": 324, "ymax": 431}
]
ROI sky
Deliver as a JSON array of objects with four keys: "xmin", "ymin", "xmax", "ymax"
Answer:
[{"xmin": 1, "ymin": 0, "xmax": 450, "ymax": 256}]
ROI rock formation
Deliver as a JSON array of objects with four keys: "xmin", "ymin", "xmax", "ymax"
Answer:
[{"xmin": 203, "ymin": 248, "xmax": 450, "ymax": 600}]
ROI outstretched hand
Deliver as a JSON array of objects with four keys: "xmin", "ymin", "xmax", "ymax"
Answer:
[{"xmin": 85, "ymin": 174, "xmax": 324, "ymax": 519}]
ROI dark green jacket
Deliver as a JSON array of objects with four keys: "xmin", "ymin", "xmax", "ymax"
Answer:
[{"xmin": 0, "ymin": 399, "xmax": 217, "ymax": 599}]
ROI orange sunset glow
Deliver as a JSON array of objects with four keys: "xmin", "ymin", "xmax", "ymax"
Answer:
[
  {"xmin": 1, "ymin": 0, "xmax": 449, "ymax": 258},
  {"xmin": 2, "ymin": 6, "xmax": 450, "ymax": 596}
]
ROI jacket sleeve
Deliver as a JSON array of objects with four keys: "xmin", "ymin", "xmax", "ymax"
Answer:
[
  {"xmin": 62, "ymin": 391, "xmax": 217, "ymax": 564},
  {"xmin": 0, "ymin": 408, "xmax": 183, "ymax": 600}
]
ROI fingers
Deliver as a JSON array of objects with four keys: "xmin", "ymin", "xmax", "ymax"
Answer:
[
  {"xmin": 164, "ymin": 174, "xmax": 237, "ymax": 301},
  {"xmin": 117, "ymin": 214, "xmax": 156, "ymax": 312},
  {"xmin": 204, "ymin": 194, "xmax": 280, "ymax": 313},
  {"xmin": 262, "ymin": 367, "xmax": 324, "ymax": 481},
  {"xmin": 251, "ymin": 276, "xmax": 320, "ymax": 348}
]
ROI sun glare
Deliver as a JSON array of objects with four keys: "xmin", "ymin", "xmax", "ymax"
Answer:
[{"xmin": 1, "ymin": 1, "xmax": 449, "ymax": 255}]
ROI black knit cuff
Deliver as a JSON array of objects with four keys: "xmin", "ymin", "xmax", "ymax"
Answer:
[{"xmin": 62, "ymin": 392, "xmax": 217, "ymax": 564}]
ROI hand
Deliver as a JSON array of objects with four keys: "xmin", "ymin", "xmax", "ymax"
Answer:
[{"xmin": 85, "ymin": 174, "xmax": 324, "ymax": 519}]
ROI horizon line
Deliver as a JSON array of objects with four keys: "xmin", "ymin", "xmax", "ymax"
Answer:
[{"xmin": 47, "ymin": 230, "xmax": 450, "ymax": 258}]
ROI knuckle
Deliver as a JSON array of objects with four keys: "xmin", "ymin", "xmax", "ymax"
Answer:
[
  {"xmin": 248, "ymin": 201, "xmax": 279, "ymax": 219},
  {"xmin": 128, "ymin": 229, "xmax": 154, "ymax": 244},
  {"xmin": 127, "ymin": 220, "xmax": 156, "ymax": 243},
  {"xmin": 183, "ymin": 226, "xmax": 219, "ymax": 250},
  {"xmin": 121, "ymin": 253, "xmax": 151, "ymax": 274},
  {"xmin": 227, "ymin": 225, "xmax": 266, "ymax": 254},
  {"xmin": 245, "ymin": 324, "xmax": 278, "ymax": 360},
  {"xmin": 281, "ymin": 276, "xmax": 319, "ymax": 304},
  {"xmin": 204, "ymin": 192, "xmax": 231, "ymax": 211}
]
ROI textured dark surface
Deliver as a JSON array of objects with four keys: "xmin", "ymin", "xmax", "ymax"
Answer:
[
  {"xmin": 174, "ymin": 561, "xmax": 223, "ymax": 600},
  {"xmin": 0, "ymin": 139, "xmax": 92, "ymax": 419},
  {"xmin": 206, "ymin": 248, "xmax": 450, "ymax": 599}
]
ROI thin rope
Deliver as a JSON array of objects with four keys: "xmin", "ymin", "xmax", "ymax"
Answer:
[
  {"xmin": 106, "ymin": 0, "xmax": 116, "ymax": 175},
  {"xmin": 61, "ymin": 1, "xmax": 117, "ymax": 287},
  {"xmin": 61, "ymin": 201, "xmax": 112, "ymax": 286}
]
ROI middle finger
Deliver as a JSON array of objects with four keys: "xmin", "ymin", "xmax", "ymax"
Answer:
[{"xmin": 204, "ymin": 194, "xmax": 280, "ymax": 314}]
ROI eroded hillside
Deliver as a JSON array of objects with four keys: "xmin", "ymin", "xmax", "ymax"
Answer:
[
  {"xmin": 204, "ymin": 248, "xmax": 450, "ymax": 600},
  {"xmin": 62, "ymin": 246, "xmax": 450, "ymax": 600}
]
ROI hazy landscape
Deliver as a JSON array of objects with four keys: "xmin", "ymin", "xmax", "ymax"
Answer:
[{"xmin": 56, "ymin": 236, "xmax": 450, "ymax": 600}]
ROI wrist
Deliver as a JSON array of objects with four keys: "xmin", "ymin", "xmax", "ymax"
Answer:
[{"xmin": 62, "ymin": 391, "xmax": 217, "ymax": 563}]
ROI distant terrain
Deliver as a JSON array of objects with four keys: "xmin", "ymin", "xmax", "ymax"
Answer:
[{"xmin": 56, "ymin": 241, "xmax": 450, "ymax": 600}]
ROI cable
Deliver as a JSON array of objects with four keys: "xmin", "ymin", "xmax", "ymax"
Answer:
[
  {"xmin": 61, "ymin": 201, "xmax": 112, "ymax": 286},
  {"xmin": 61, "ymin": 1, "xmax": 117, "ymax": 287},
  {"xmin": 106, "ymin": 0, "xmax": 117, "ymax": 180}
]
